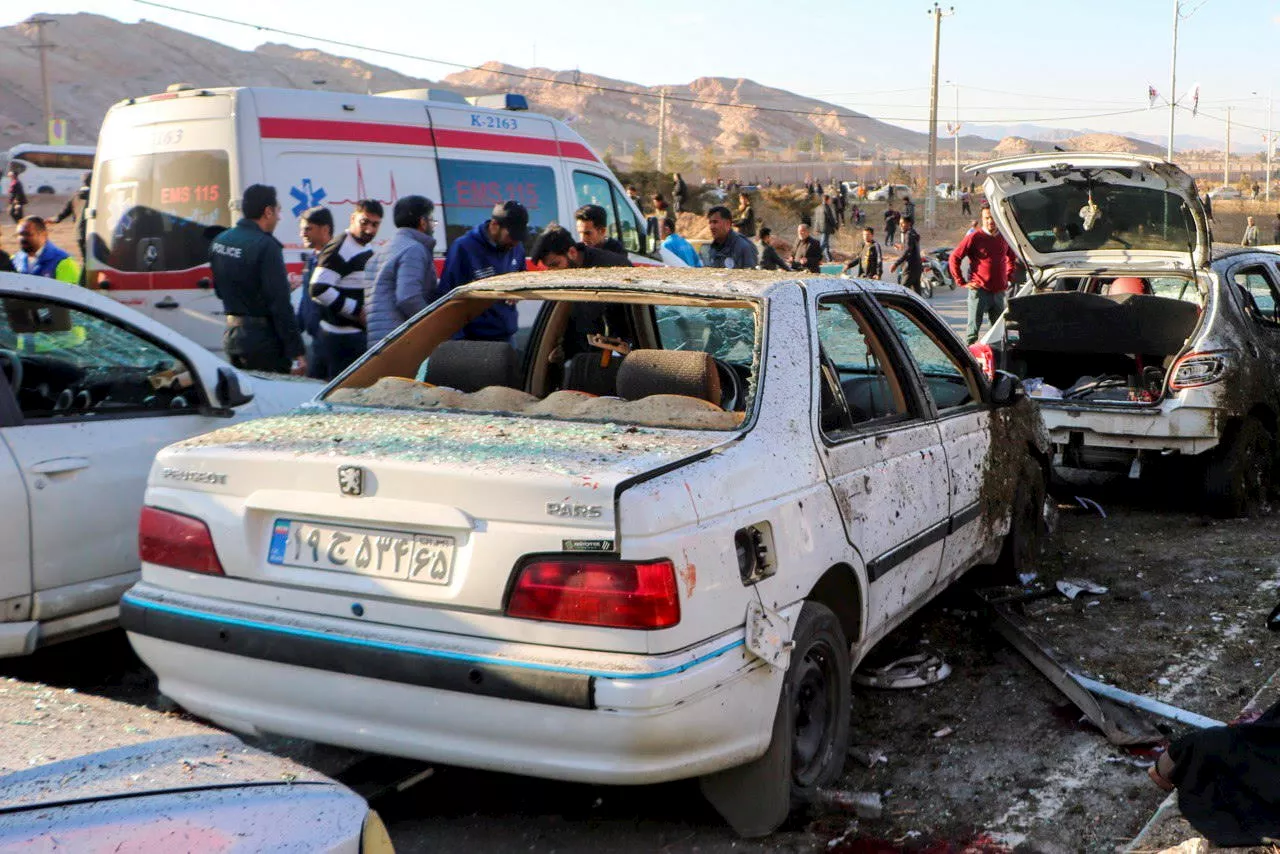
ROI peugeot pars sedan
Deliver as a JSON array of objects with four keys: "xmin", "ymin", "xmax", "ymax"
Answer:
[
  {"xmin": 0, "ymin": 272, "xmax": 317, "ymax": 657},
  {"xmin": 121, "ymin": 269, "xmax": 1047, "ymax": 836},
  {"xmin": 974, "ymin": 153, "xmax": 1280, "ymax": 516}
]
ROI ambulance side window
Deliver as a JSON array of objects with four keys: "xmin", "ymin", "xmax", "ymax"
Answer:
[
  {"xmin": 437, "ymin": 159, "xmax": 559, "ymax": 254},
  {"xmin": 572, "ymin": 171, "xmax": 645, "ymax": 254}
]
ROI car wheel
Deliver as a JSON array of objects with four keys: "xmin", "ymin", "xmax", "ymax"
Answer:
[
  {"xmin": 699, "ymin": 601, "xmax": 851, "ymax": 837},
  {"xmin": 1204, "ymin": 416, "xmax": 1273, "ymax": 518},
  {"xmin": 921, "ymin": 272, "xmax": 937, "ymax": 300},
  {"xmin": 787, "ymin": 602, "xmax": 851, "ymax": 799},
  {"xmin": 38, "ymin": 185, "xmax": 54, "ymax": 194}
]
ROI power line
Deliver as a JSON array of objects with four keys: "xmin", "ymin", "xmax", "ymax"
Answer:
[{"xmin": 130, "ymin": 0, "xmax": 1156, "ymax": 128}]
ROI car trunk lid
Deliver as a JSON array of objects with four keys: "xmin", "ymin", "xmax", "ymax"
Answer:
[
  {"xmin": 149, "ymin": 407, "xmax": 732, "ymax": 612},
  {"xmin": 968, "ymin": 153, "xmax": 1209, "ymax": 273}
]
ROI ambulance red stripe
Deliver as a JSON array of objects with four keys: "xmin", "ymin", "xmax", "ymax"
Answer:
[{"xmin": 257, "ymin": 118, "xmax": 599, "ymax": 162}]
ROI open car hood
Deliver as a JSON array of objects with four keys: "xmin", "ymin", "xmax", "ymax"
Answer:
[{"xmin": 968, "ymin": 154, "xmax": 1209, "ymax": 272}]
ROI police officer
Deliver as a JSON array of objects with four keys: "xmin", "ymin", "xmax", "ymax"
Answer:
[{"xmin": 209, "ymin": 184, "xmax": 306, "ymax": 374}]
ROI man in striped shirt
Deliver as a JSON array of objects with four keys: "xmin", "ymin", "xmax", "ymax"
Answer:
[{"xmin": 308, "ymin": 199, "xmax": 383, "ymax": 379}]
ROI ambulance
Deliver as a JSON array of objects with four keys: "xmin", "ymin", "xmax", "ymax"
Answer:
[{"xmin": 86, "ymin": 86, "xmax": 669, "ymax": 352}]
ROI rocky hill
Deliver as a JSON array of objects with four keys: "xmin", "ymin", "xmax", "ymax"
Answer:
[
  {"xmin": 991, "ymin": 132, "xmax": 1164, "ymax": 158},
  {"xmin": 0, "ymin": 12, "xmax": 985, "ymax": 159}
]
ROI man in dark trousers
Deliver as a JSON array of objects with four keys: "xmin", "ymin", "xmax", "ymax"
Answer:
[
  {"xmin": 295, "ymin": 205, "xmax": 333, "ymax": 374},
  {"xmin": 672, "ymin": 173, "xmax": 688, "ymax": 213},
  {"xmin": 890, "ymin": 215, "xmax": 923, "ymax": 295},
  {"xmin": 307, "ymin": 199, "xmax": 382, "ymax": 379},
  {"xmin": 813, "ymin": 194, "xmax": 838, "ymax": 261},
  {"xmin": 790, "ymin": 222, "xmax": 823, "ymax": 273},
  {"xmin": 883, "ymin": 203, "xmax": 901, "ymax": 247},
  {"xmin": 733, "ymin": 192, "xmax": 756, "ymax": 238},
  {"xmin": 52, "ymin": 172, "xmax": 91, "ymax": 266},
  {"xmin": 209, "ymin": 184, "xmax": 305, "ymax": 374},
  {"xmin": 575, "ymin": 204, "xmax": 627, "ymax": 255},
  {"xmin": 439, "ymin": 200, "xmax": 529, "ymax": 343},
  {"xmin": 843, "ymin": 226, "xmax": 883, "ymax": 279}
]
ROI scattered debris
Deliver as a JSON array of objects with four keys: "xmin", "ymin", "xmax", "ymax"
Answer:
[
  {"xmin": 1056, "ymin": 578, "xmax": 1109, "ymax": 600},
  {"xmin": 1073, "ymin": 495, "xmax": 1107, "ymax": 517},
  {"xmin": 853, "ymin": 652, "xmax": 951, "ymax": 689},
  {"xmin": 1156, "ymin": 838, "xmax": 1209, "ymax": 854},
  {"xmin": 818, "ymin": 789, "xmax": 884, "ymax": 819},
  {"xmin": 847, "ymin": 745, "xmax": 888, "ymax": 768},
  {"xmin": 1072, "ymin": 675, "xmax": 1225, "ymax": 730},
  {"xmin": 931, "ymin": 726, "xmax": 954, "ymax": 739}
]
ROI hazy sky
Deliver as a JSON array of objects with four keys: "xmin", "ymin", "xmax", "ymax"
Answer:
[{"xmin": 4, "ymin": 0, "xmax": 1278, "ymax": 145}]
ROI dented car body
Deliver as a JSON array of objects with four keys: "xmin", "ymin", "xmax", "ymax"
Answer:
[
  {"xmin": 975, "ymin": 153, "xmax": 1280, "ymax": 515},
  {"xmin": 121, "ymin": 269, "xmax": 1047, "ymax": 835}
]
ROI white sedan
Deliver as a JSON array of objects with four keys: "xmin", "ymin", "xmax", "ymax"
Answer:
[
  {"xmin": 123, "ymin": 268, "xmax": 1048, "ymax": 836},
  {"xmin": 0, "ymin": 272, "xmax": 318, "ymax": 656}
]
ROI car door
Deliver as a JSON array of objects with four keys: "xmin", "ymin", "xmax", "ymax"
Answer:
[
  {"xmin": 1234, "ymin": 263, "xmax": 1280, "ymax": 378},
  {"xmin": 872, "ymin": 293, "xmax": 992, "ymax": 584},
  {"xmin": 0, "ymin": 379, "xmax": 31, "ymax": 619},
  {"xmin": 811, "ymin": 291, "xmax": 950, "ymax": 632},
  {"xmin": 0, "ymin": 292, "xmax": 229, "ymax": 621}
]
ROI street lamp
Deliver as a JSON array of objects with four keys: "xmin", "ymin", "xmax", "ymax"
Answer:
[{"xmin": 945, "ymin": 80, "xmax": 961, "ymax": 199}]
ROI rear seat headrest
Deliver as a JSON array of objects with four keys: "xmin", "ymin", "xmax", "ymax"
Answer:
[
  {"xmin": 617, "ymin": 350, "xmax": 722, "ymax": 405},
  {"xmin": 424, "ymin": 340, "xmax": 519, "ymax": 392}
]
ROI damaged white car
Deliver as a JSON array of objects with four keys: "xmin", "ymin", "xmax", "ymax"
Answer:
[
  {"xmin": 974, "ymin": 153, "xmax": 1280, "ymax": 516},
  {"xmin": 121, "ymin": 269, "xmax": 1047, "ymax": 836},
  {"xmin": 0, "ymin": 272, "xmax": 317, "ymax": 657}
]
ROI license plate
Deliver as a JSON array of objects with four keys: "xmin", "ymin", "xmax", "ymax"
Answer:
[{"xmin": 267, "ymin": 519, "xmax": 454, "ymax": 585}]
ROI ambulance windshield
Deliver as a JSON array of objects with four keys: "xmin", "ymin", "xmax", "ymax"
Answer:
[{"xmin": 89, "ymin": 150, "xmax": 232, "ymax": 273}]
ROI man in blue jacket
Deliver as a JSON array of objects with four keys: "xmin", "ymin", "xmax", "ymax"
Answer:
[{"xmin": 439, "ymin": 200, "xmax": 528, "ymax": 342}]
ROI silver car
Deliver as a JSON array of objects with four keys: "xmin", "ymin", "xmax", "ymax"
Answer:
[{"xmin": 975, "ymin": 153, "xmax": 1280, "ymax": 516}]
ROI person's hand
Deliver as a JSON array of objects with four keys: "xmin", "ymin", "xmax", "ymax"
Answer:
[{"xmin": 291, "ymin": 355, "xmax": 308, "ymax": 377}]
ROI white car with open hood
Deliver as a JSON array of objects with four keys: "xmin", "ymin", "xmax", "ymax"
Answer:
[
  {"xmin": 122, "ymin": 268, "xmax": 1048, "ymax": 836},
  {"xmin": 0, "ymin": 272, "xmax": 318, "ymax": 657},
  {"xmin": 974, "ymin": 153, "xmax": 1280, "ymax": 515}
]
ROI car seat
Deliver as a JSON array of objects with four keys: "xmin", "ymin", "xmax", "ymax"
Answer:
[
  {"xmin": 423, "ymin": 340, "xmax": 520, "ymax": 392},
  {"xmin": 616, "ymin": 350, "xmax": 722, "ymax": 406},
  {"xmin": 562, "ymin": 351, "xmax": 626, "ymax": 396}
]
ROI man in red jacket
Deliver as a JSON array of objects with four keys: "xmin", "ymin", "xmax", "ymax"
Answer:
[{"xmin": 950, "ymin": 205, "xmax": 1021, "ymax": 344}]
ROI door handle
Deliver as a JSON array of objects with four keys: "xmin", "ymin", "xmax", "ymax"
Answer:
[
  {"xmin": 154, "ymin": 297, "xmax": 180, "ymax": 310},
  {"xmin": 30, "ymin": 456, "xmax": 91, "ymax": 475}
]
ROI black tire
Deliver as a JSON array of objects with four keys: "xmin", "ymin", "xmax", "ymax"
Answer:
[
  {"xmin": 1204, "ymin": 416, "xmax": 1273, "ymax": 518},
  {"xmin": 921, "ymin": 271, "xmax": 937, "ymax": 299},
  {"xmin": 787, "ymin": 601, "xmax": 851, "ymax": 804},
  {"xmin": 989, "ymin": 455, "xmax": 1048, "ymax": 585}
]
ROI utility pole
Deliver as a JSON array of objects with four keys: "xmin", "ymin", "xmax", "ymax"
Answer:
[
  {"xmin": 1224, "ymin": 106, "xmax": 1231, "ymax": 187},
  {"xmin": 924, "ymin": 4, "xmax": 954, "ymax": 228},
  {"xmin": 948, "ymin": 81, "xmax": 961, "ymax": 196},
  {"xmin": 1167, "ymin": 0, "xmax": 1179, "ymax": 161},
  {"xmin": 657, "ymin": 88, "xmax": 667, "ymax": 172},
  {"xmin": 22, "ymin": 16, "xmax": 57, "ymax": 142},
  {"xmin": 1268, "ymin": 92, "xmax": 1273, "ymax": 202}
]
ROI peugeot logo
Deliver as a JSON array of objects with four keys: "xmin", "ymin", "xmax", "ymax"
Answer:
[
  {"xmin": 338, "ymin": 465, "xmax": 364, "ymax": 496},
  {"xmin": 143, "ymin": 244, "xmax": 159, "ymax": 268}
]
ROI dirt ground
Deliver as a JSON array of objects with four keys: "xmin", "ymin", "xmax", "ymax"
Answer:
[{"xmin": 2, "ymin": 479, "xmax": 1277, "ymax": 853}]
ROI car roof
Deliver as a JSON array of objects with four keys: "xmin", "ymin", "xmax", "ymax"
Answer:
[
  {"xmin": 1212, "ymin": 245, "xmax": 1280, "ymax": 263},
  {"xmin": 457, "ymin": 267, "xmax": 873, "ymax": 300}
]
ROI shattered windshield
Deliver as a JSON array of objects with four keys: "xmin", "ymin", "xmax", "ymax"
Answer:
[
  {"xmin": 654, "ymin": 305, "xmax": 755, "ymax": 364},
  {"xmin": 1005, "ymin": 182, "xmax": 1196, "ymax": 255}
]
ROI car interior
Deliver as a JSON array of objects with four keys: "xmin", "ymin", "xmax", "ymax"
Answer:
[
  {"xmin": 0, "ymin": 296, "xmax": 200, "ymax": 419},
  {"xmin": 995, "ymin": 274, "xmax": 1204, "ymax": 404},
  {"xmin": 326, "ymin": 290, "xmax": 760, "ymax": 431}
]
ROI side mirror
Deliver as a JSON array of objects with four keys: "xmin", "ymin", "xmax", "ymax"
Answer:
[
  {"xmin": 990, "ymin": 370, "xmax": 1024, "ymax": 406},
  {"xmin": 215, "ymin": 366, "xmax": 254, "ymax": 410}
]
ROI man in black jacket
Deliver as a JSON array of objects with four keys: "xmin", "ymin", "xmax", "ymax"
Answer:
[
  {"xmin": 791, "ymin": 223, "xmax": 823, "ymax": 273},
  {"xmin": 733, "ymin": 192, "xmax": 756, "ymax": 238},
  {"xmin": 890, "ymin": 215, "xmax": 923, "ymax": 294},
  {"xmin": 757, "ymin": 227, "xmax": 789, "ymax": 271},
  {"xmin": 575, "ymin": 204, "xmax": 627, "ymax": 255},
  {"xmin": 843, "ymin": 226, "xmax": 883, "ymax": 279},
  {"xmin": 52, "ymin": 172, "xmax": 90, "ymax": 266},
  {"xmin": 209, "ymin": 184, "xmax": 305, "ymax": 374},
  {"xmin": 532, "ymin": 225, "xmax": 632, "ymax": 269}
]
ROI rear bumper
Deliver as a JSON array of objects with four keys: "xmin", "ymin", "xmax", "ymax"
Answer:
[
  {"xmin": 1041, "ymin": 403, "xmax": 1220, "ymax": 456},
  {"xmin": 122, "ymin": 583, "xmax": 783, "ymax": 784}
]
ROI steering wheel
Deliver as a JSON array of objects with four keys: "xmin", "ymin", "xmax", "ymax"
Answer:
[
  {"xmin": 0, "ymin": 349, "xmax": 22, "ymax": 393},
  {"xmin": 713, "ymin": 359, "xmax": 744, "ymax": 412}
]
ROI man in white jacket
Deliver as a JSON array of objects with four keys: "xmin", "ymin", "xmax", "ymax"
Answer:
[{"xmin": 365, "ymin": 195, "xmax": 438, "ymax": 350}]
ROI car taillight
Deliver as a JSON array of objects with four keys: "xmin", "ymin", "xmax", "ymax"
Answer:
[
  {"xmin": 138, "ymin": 506, "xmax": 225, "ymax": 575},
  {"xmin": 506, "ymin": 558, "xmax": 680, "ymax": 629},
  {"xmin": 968, "ymin": 342, "xmax": 995, "ymax": 381},
  {"xmin": 1169, "ymin": 351, "xmax": 1228, "ymax": 390}
]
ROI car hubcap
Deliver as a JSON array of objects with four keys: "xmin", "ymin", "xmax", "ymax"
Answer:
[{"xmin": 791, "ymin": 640, "xmax": 838, "ymax": 786}]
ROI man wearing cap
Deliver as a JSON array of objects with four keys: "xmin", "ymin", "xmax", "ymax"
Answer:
[{"xmin": 439, "ymin": 200, "xmax": 529, "ymax": 343}]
